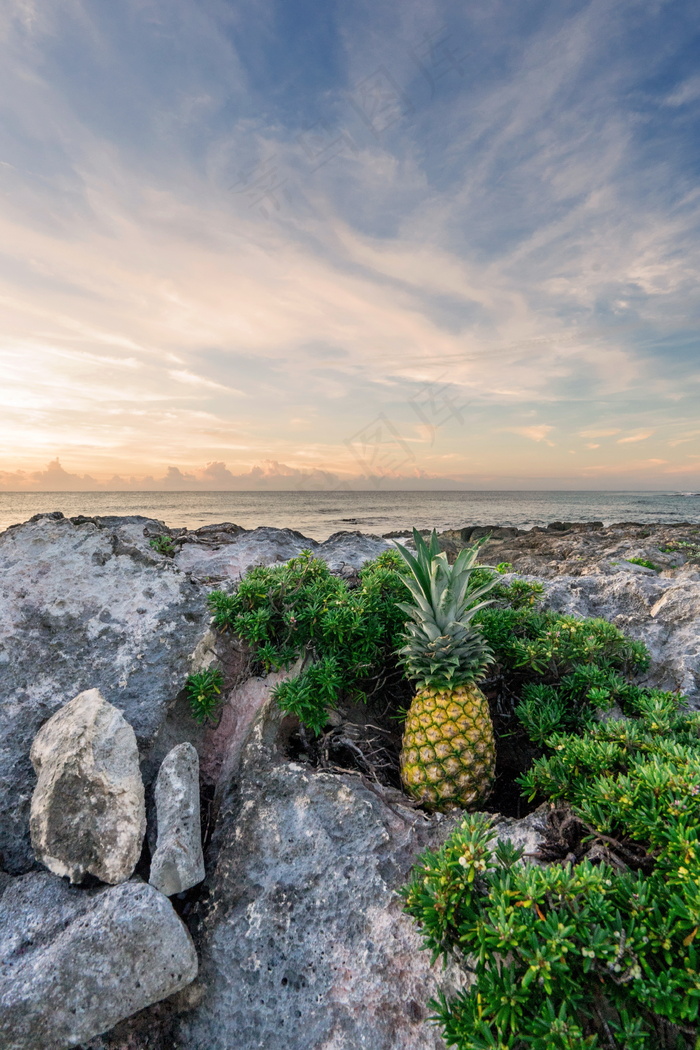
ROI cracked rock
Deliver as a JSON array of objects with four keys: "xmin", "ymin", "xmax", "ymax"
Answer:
[{"xmin": 0, "ymin": 871, "xmax": 197, "ymax": 1050}]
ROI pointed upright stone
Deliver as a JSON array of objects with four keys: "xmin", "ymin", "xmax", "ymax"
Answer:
[
  {"xmin": 149, "ymin": 742, "xmax": 205, "ymax": 896},
  {"xmin": 30, "ymin": 688, "xmax": 146, "ymax": 884}
]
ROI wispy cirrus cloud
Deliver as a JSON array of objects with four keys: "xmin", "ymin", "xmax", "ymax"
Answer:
[
  {"xmin": 506, "ymin": 425, "xmax": 555, "ymax": 444},
  {"xmin": 0, "ymin": 0, "xmax": 698, "ymax": 488},
  {"xmin": 617, "ymin": 431, "xmax": 655, "ymax": 444}
]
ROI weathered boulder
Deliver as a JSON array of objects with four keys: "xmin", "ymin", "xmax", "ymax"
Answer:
[
  {"xmin": 174, "ymin": 700, "xmax": 467, "ymax": 1050},
  {"xmin": 30, "ymin": 689, "xmax": 146, "ymax": 884},
  {"xmin": 0, "ymin": 871, "xmax": 198, "ymax": 1050},
  {"xmin": 174, "ymin": 525, "xmax": 389, "ymax": 580},
  {"xmin": 540, "ymin": 568, "xmax": 700, "ymax": 704},
  {"xmin": 0, "ymin": 514, "xmax": 389, "ymax": 874},
  {"xmin": 0, "ymin": 514, "xmax": 213, "ymax": 874},
  {"xmin": 149, "ymin": 742, "xmax": 205, "ymax": 897},
  {"xmin": 81, "ymin": 803, "xmax": 547, "ymax": 1050}
]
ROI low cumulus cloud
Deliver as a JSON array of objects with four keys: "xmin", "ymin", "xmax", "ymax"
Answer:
[
  {"xmin": 0, "ymin": 457, "xmax": 433, "ymax": 492},
  {"xmin": 0, "ymin": 458, "xmax": 344, "ymax": 492}
]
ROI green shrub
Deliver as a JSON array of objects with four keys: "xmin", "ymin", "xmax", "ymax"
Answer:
[
  {"xmin": 404, "ymin": 656, "xmax": 700, "ymax": 1046},
  {"xmin": 626, "ymin": 557, "xmax": 659, "ymax": 571},
  {"xmin": 185, "ymin": 668, "xmax": 224, "ymax": 723},
  {"xmin": 206, "ymin": 549, "xmax": 410, "ymax": 733},
  {"xmin": 470, "ymin": 568, "xmax": 544, "ymax": 610},
  {"xmin": 149, "ymin": 534, "xmax": 177, "ymax": 557},
  {"xmin": 472, "ymin": 605, "xmax": 649, "ymax": 745},
  {"xmin": 496, "ymin": 561, "xmax": 514, "ymax": 574}
]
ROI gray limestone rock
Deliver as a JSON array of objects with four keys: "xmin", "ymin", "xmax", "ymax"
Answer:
[
  {"xmin": 540, "ymin": 569, "xmax": 700, "ymax": 705},
  {"xmin": 149, "ymin": 742, "xmax": 205, "ymax": 896},
  {"xmin": 174, "ymin": 700, "xmax": 467, "ymax": 1050},
  {"xmin": 30, "ymin": 688, "xmax": 146, "ymax": 885},
  {"xmin": 0, "ymin": 514, "xmax": 213, "ymax": 874},
  {"xmin": 0, "ymin": 514, "xmax": 387, "ymax": 875},
  {"xmin": 0, "ymin": 871, "xmax": 198, "ymax": 1050},
  {"xmin": 174, "ymin": 525, "xmax": 389, "ymax": 580}
]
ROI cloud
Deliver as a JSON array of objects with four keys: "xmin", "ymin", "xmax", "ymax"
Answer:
[
  {"xmin": 581, "ymin": 457, "xmax": 669, "ymax": 476},
  {"xmin": 668, "ymin": 429, "xmax": 700, "ymax": 447},
  {"xmin": 0, "ymin": 1, "xmax": 699, "ymax": 486},
  {"xmin": 664, "ymin": 75, "xmax": 700, "ymax": 107},
  {"xmin": 506, "ymin": 425, "xmax": 555, "ymax": 443},
  {"xmin": 0, "ymin": 459, "xmax": 101, "ymax": 491},
  {"xmin": 617, "ymin": 431, "xmax": 654, "ymax": 444},
  {"xmin": 1, "ymin": 453, "xmax": 697, "ymax": 494}
]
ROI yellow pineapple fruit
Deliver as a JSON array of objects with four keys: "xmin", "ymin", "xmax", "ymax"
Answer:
[{"xmin": 395, "ymin": 529, "xmax": 498, "ymax": 811}]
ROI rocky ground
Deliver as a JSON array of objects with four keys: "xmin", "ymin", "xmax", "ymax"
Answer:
[
  {"xmin": 0, "ymin": 511, "xmax": 698, "ymax": 1050},
  {"xmin": 433, "ymin": 518, "xmax": 700, "ymax": 578},
  {"xmin": 439, "ymin": 520, "xmax": 700, "ymax": 705}
]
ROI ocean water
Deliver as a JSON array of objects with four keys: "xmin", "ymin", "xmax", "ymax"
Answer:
[{"xmin": 1, "ymin": 490, "xmax": 699, "ymax": 541}]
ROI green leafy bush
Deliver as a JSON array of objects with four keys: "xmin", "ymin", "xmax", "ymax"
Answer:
[
  {"xmin": 496, "ymin": 561, "xmax": 514, "ymax": 574},
  {"xmin": 470, "ymin": 568, "xmax": 544, "ymax": 610},
  {"xmin": 206, "ymin": 550, "xmax": 550, "ymax": 733},
  {"xmin": 626, "ymin": 557, "xmax": 659, "ymax": 571},
  {"xmin": 405, "ymin": 691, "xmax": 700, "ymax": 1048},
  {"xmin": 472, "ymin": 605, "xmax": 649, "ymax": 745},
  {"xmin": 149, "ymin": 534, "xmax": 177, "ymax": 557},
  {"xmin": 476, "ymin": 607, "xmax": 649, "ymax": 680},
  {"xmin": 207, "ymin": 549, "xmax": 410, "ymax": 733},
  {"xmin": 185, "ymin": 668, "xmax": 224, "ymax": 723}
]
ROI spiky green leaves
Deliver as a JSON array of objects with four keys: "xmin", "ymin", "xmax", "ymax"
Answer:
[
  {"xmin": 394, "ymin": 529, "xmax": 498, "ymax": 690},
  {"xmin": 186, "ymin": 668, "xmax": 224, "ymax": 724},
  {"xmin": 206, "ymin": 549, "xmax": 410, "ymax": 732}
]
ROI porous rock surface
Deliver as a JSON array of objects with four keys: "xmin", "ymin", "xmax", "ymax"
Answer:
[
  {"xmin": 437, "ymin": 522, "xmax": 700, "ymax": 706},
  {"xmin": 436, "ymin": 519, "xmax": 700, "ymax": 579},
  {"xmin": 150, "ymin": 742, "xmax": 205, "ymax": 897},
  {"xmin": 0, "ymin": 871, "xmax": 198, "ymax": 1050},
  {"xmin": 541, "ymin": 570, "xmax": 700, "ymax": 704},
  {"xmin": 30, "ymin": 688, "xmax": 146, "ymax": 884},
  {"xmin": 0, "ymin": 514, "xmax": 211, "ymax": 874},
  {"xmin": 92, "ymin": 701, "xmax": 546, "ymax": 1050},
  {"xmin": 2, "ymin": 512, "xmax": 698, "ymax": 1049},
  {"xmin": 0, "ymin": 513, "xmax": 384, "ymax": 873},
  {"xmin": 172, "ymin": 524, "xmax": 390, "ymax": 579},
  {"xmin": 170, "ymin": 701, "xmax": 467, "ymax": 1050}
]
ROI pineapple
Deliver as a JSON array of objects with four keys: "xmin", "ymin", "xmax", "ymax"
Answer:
[{"xmin": 394, "ymin": 529, "xmax": 498, "ymax": 811}]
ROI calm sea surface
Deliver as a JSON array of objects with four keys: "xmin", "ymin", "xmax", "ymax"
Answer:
[{"xmin": 1, "ymin": 491, "xmax": 699, "ymax": 541}]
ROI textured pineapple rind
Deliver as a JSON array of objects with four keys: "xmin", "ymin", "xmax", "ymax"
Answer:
[{"xmin": 400, "ymin": 684, "xmax": 496, "ymax": 812}]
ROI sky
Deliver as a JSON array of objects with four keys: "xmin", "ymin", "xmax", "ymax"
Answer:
[{"xmin": 1, "ymin": 0, "xmax": 699, "ymax": 491}]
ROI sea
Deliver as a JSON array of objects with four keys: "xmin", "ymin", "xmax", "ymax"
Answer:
[{"xmin": 1, "ymin": 491, "xmax": 699, "ymax": 542}]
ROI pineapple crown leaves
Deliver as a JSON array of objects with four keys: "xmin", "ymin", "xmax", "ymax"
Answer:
[
  {"xmin": 394, "ymin": 528, "xmax": 498, "ymax": 688},
  {"xmin": 394, "ymin": 530, "xmax": 497, "ymax": 629}
]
